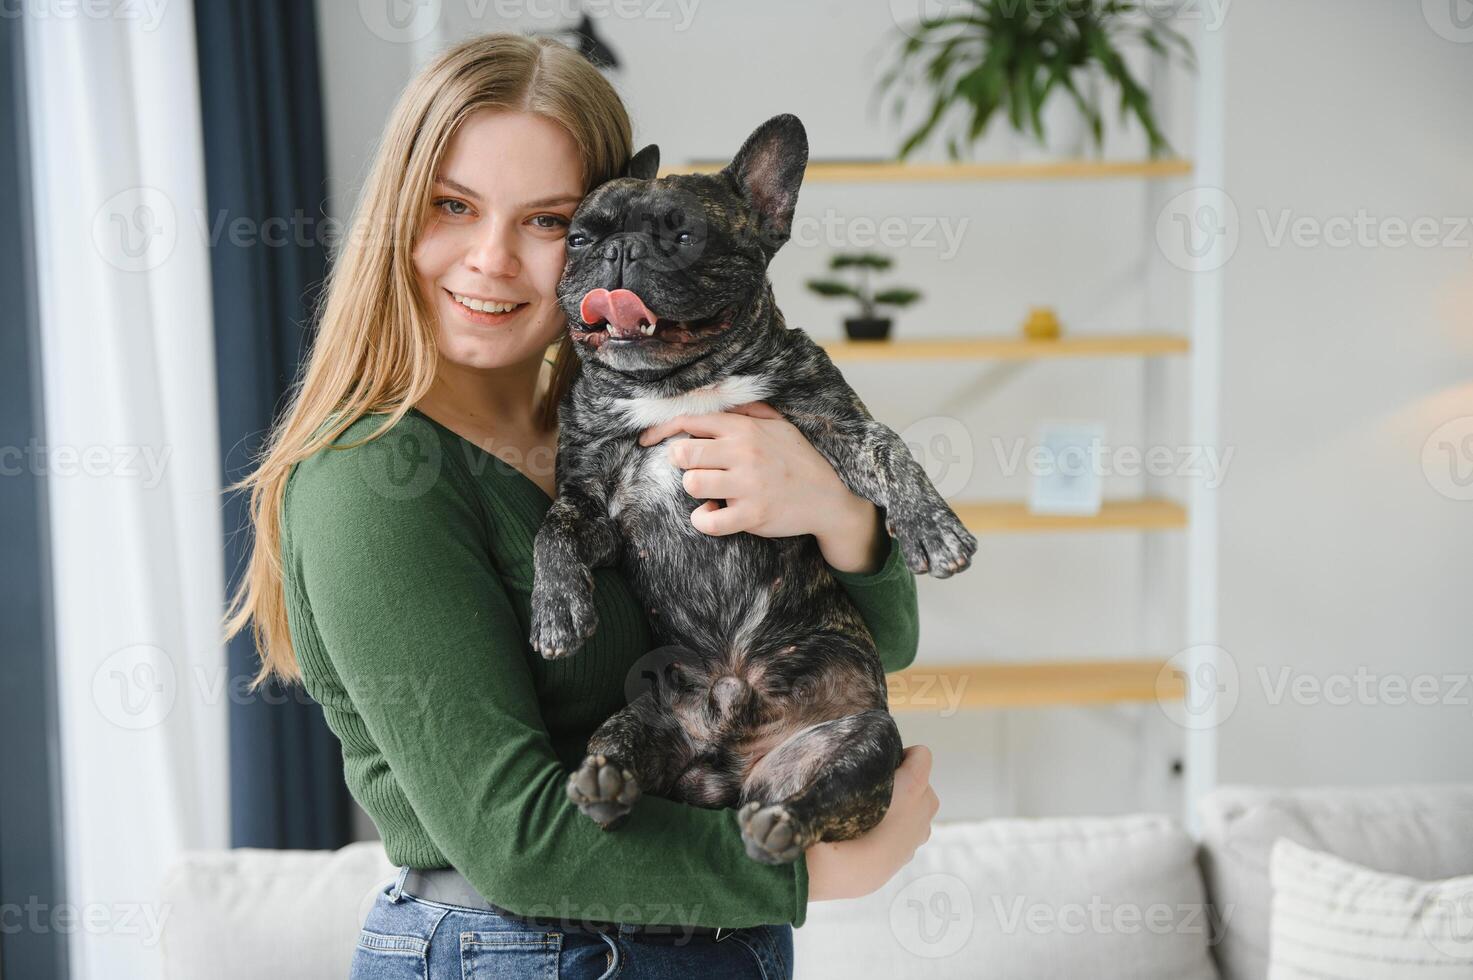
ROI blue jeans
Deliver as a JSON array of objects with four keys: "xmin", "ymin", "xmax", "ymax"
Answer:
[{"xmin": 349, "ymin": 873, "xmax": 795, "ymax": 979}]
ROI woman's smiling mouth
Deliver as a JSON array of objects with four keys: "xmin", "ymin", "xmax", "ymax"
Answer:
[{"xmin": 446, "ymin": 289, "xmax": 528, "ymax": 323}]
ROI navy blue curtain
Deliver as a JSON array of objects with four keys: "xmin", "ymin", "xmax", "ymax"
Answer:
[
  {"xmin": 195, "ymin": 0, "xmax": 352, "ymax": 850},
  {"xmin": 1, "ymin": 15, "xmax": 69, "ymax": 980}
]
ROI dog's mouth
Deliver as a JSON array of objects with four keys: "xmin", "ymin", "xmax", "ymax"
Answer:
[{"xmin": 572, "ymin": 288, "xmax": 731, "ymax": 348}]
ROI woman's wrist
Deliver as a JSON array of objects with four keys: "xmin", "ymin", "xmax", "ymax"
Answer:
[{"xmin": 814, "ymin": 493, "xmax": 886, "ymax": 575}]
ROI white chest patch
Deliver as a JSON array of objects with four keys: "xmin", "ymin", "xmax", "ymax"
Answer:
[{"xmin": 609, "ymin": 374, "xmax": 772, "ymax": 431}]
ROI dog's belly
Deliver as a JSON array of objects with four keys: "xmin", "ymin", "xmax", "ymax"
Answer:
[
  {"xmin": 608, "ymin": 439, "xmax": 888, "ymax": 807},
  {"xmin": 609, "ymin": 437, "xmax": 795, "ymax": 658}
]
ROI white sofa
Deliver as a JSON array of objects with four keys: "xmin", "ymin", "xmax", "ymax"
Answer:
[{"xmin": 158, "ymin": 785, "xmax": 1473, "ymax": 979}]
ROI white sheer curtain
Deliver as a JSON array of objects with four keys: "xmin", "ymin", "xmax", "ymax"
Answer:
[{"xmin": 24, "ymin": 3, "xmax": 229, "ymax": 977}]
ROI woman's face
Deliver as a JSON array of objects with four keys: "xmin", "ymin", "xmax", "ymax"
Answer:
[{"xmin": 413, "ymin": 110, "xmax": 584, "ymax": 372}]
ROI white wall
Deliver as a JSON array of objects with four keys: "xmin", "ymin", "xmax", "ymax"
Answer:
[
  {"xmin": 1214, "ymin": 0, "xmax": 1473, "ymax": 789},
  {"xmin": 313, "ymin": 0, "xmax": 1473, "ymax": 821}
]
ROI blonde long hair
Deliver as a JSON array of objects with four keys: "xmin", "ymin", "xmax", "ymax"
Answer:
[{"xmin": 223, "ymin": 33, "xmax": 633, "ymax": 686}]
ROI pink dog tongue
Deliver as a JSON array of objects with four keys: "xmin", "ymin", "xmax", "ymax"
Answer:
[{"xmin": 580, "ymin": 288, "xmax": 657, "ymax": 336}]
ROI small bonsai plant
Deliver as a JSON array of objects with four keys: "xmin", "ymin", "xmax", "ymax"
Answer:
[
  {"xmin": 807, "ymin": 253, "xmax": 921, "ymax": 341},
  {"xmin": 877, "ymin": 0, "xmax": 1194, "ymax": 159}
]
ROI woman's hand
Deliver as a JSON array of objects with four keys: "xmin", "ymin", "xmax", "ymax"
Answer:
[
  {"xmin": 637, "ymin": 402, "xmax": 888, "ymax": 574},
  {"xmin": 805, "ymin": 745, "xmax": 940, "ymax": 902}
]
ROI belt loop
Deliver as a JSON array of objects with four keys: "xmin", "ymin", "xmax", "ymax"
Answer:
[{"xmin": 388, "ymin": 866, "xmax": 410, "ymax": 903}]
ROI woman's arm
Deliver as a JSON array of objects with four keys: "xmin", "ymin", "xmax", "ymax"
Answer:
[
  {"xmin": 283, "ymin": 438, "xmax": 808, "ymax": 930},
  {"xmin": 638, "ymin": 403, "xmax": 922, "ymax": 673}
]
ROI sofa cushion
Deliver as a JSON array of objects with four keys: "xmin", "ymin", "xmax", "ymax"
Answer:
[
  {"xmin": 795, "ymin": 814, "xmax": 1218, "ymax": 980},
  {"xmin": 158, "ymin": 841, "xmax": 395, "ymax": 980},
  {"xmin": 1267, "ymin": 839, "xmax": 1473, "ymax": 978},
  {"xmin": 1200, "ymin": 784, "xmax": 1473, "ymax": 980}
]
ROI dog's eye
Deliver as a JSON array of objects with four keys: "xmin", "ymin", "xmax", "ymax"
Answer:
[
  {"xmin": 675, "ymin": 231, "xmax": 695, "ymax": 246},
  {"xmin": 568, "ymin": 232, "xmax": 591, "ymax": 248}
]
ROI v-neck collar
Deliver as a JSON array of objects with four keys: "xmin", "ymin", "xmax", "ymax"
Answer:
[{"xmin": 408, "ymin": 406, "xmax": 555, "ymax": 506}]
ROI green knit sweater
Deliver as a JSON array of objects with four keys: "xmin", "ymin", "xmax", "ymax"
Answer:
[{"xmin": 281, "ymin": 408, "xmax": 920, "ymax": 930}]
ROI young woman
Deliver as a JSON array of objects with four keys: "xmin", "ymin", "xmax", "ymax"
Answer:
[{"xmin": 225, "ymin": 32, "xmax": 939, "ymax": 980}]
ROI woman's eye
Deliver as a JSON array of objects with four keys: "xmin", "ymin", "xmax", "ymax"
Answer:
[
  {"xmin": 433, "ymin": 198, "xmax": 470, "ymax": 216},
  {"xmin": 567, "ymin": 232, "xmax": 591, "ymax": 248},
  {"xmin": 531, "ymin": 214, "xmax": 570, "ymax": 230}
]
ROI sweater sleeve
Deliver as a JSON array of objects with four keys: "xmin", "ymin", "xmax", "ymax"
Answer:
[
  {"xmin": 283, "ymin": 441, "xmax": 808, "ymax": 930},
  {"xmin": 828, "ymin": 532, "xmax": 921, "ymax": 674}
]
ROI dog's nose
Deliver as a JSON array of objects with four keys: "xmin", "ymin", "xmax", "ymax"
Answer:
[{"xmin": 600, "ymin": 237, "xmax": 644, "ymax": 263}]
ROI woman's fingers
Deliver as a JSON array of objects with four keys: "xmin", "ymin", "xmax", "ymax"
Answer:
[
  {"xmin": 681, "ymin": 468, "xmax": 740, "ymax": 500},
  {"xmin": 689, "ymin": 499, "xmax": 749, "ymax": 537},
  {"xmin": 722, "ymin": 400, "xmax": 784, "ymax": 420},
  {"xmin": 899, "ymin": 744, "xmax": 934, "ymax": 783},
  {"xmin": 638, "ymin": 411, "xmax": 748, "ymax": 446},
  {"xmin": 666, "ymin": 436, "xmax": 738, "ymax": 471}
]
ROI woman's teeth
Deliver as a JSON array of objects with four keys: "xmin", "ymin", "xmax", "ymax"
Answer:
[{"xmin": 453, "ymin": 293, "xmax": 521, "ymax": 314}]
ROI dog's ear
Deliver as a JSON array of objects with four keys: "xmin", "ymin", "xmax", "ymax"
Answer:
[
  {"xmin": 624, "ymin": 144, "xmax": 660, "ymax": 180},
  {"xmin": 724, "ymin": 114, "xmax": 808, "ymax": 244}
]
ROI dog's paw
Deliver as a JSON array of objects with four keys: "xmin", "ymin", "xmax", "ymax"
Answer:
[
  {"xmin": 888, "ymin": 508, "xmax": 977, "ymax": 579},
  {"xmin": 529, "ymin": 581, "xmax": 598, "ymax": 660},
  {"xmin": 567, "ymin": 754, "xmax": 641, "ymax": 830},
  {"xmin": 738, "ymin": 801, "xmax": 808, "ymax": 865}
]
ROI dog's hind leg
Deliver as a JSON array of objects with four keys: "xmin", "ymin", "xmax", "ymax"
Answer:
[
  {"xmin": 569, "ymin": 690, "xmax": 695, "ymax": 830},
  {"xmin": 735, "ymin": 708, "xmax": 903, "ymax": 864}
]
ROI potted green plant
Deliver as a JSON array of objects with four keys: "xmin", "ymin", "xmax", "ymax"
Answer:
[
  {"xmin": 877, "ymin": 0, "xmax": 1193, "ymax": 159},
  {"xmin": 807, "ymin": 254, "xmax": 921, "ymax": 341}
]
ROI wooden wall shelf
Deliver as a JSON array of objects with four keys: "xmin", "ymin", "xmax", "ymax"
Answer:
[
  {"xmin": 822, "ymin": 334, "xmax": 1189, "ymax": 362},
  {"xmin": 888, "ymin": 658, "xmax": 1183, "ymax": 712},
  {"xmin": 957, "ymin": 499, "xmax": 1187, "ymax": 534},
  {"xmin": 661, "ymin": 159, "xmax": 1194, "ymax": 183}
]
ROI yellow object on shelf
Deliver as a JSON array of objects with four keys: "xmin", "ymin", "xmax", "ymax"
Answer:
[
  {"xmin": 821, "ymin": 334, "xmax": 1188, "ymax": 362},
  {"xmin": 955, "ymin": 498, "xmax": 1187, "ymax": 534},
  {"xmin": 887, "ymin": 658, "xmax": 1184, "ymax": 712},
  {"xmin": 1023, "ymin": 307, "xmax": 1062, "ymax": 340}
]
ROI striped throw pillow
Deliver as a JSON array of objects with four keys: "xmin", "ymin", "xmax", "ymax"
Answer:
[{"xmin": 1268, "ymin": 837, "xmax": 1473, "ymax": 979}]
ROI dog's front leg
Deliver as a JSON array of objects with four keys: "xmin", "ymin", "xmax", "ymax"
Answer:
[
  {"xmin": 790, "ymin": 410, "xmax": 977, "ymax": 579},
  {"xmin": 530, "ymin": 477, "xmax": 620, "ymax": 660}
]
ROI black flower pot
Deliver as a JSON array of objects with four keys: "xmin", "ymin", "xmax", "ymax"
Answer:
[{"xmin": 843, "ymin": 317, "xmax": 892, "ymax": 341}]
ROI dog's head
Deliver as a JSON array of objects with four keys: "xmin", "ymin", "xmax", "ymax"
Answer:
[{"xmin": 558, "ymin": 114, "xmax": 809, "ymax": 380}]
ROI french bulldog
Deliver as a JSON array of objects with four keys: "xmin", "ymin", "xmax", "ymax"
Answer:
[{"xmin": 529, "ymin": 114, "xmax": 976, "ymax": 864}]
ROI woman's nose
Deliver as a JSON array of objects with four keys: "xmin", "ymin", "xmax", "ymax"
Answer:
[{"xmin": 463, "ymin": 220, "xmax": 520, "ymax": 278}]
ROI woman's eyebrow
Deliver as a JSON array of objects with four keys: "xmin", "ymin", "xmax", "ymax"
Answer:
[
  {"xmin": 434, "ymin": 175, "xmax": 482, "ymax": 200},
  {"xmin": 522, "ymin": 193, "xmax": 582, "ymax": 209},
  {"xmin": 432, "ymin": 176, "xmax": 580, "ymax": 211}
]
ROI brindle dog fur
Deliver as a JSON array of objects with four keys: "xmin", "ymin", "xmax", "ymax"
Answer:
[{"xmin": 529, "ymin": 114, "xmax": 976, "ymax": 864}]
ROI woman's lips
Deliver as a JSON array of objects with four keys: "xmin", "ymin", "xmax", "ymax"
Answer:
[{"xmin": 446, "ymin": 289, "xmax": 527, "ymax": 324}]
